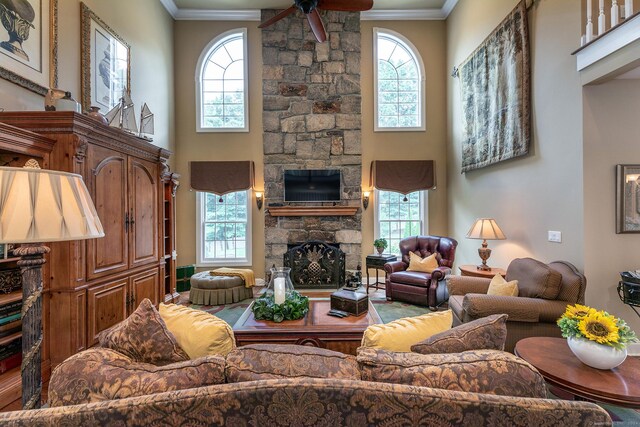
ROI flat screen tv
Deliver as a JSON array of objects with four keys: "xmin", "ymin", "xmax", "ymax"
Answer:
[{"xmin": 284, "ymin": 169, "xmax": 341, "ymax": 202}]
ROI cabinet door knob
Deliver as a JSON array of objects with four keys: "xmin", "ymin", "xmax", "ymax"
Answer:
[
  {"xmin": 129, "ymin": 209, "xmax": 135, "ymax": 227},
  {"xmin": 125, "ymin": 212, "xmax": 129, "ymax": 233}
]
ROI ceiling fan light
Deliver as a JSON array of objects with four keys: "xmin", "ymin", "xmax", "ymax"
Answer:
[{"xmin": 297, "ymin": 0, "xmax": 318, "ymax": 14}]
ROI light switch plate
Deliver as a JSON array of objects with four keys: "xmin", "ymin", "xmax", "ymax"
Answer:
[{"xmin": 548, "ymin": 231, "xmax": 562, "ymax": 243}]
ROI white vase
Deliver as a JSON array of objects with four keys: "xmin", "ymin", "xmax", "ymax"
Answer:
[{"xmin": 567, "ymin": 336, "xmax": 627, "ymax": 370}]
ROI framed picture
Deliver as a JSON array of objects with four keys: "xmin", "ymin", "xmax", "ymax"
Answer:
[
  {"xmin": 80, "ymin": 2, "xmax": 130, "ymax": 113},
  {"xmin": 616, "ymin": 164, "xmax": 640, "ymax": 233},
  {"xmin": 0, "ymin": 0, "xmax": 58, "ymax": 95}
]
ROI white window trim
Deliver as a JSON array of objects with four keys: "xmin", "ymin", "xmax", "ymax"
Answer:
[
  {"xmin": 195, "ymin": 28, "xmax": 249, "ymax": 133},
  {"xmin": 373, "ymin": 189, "xmax": 429, "ymax": 254},
  {"xmin": 195, "ymin": 191, "xmax": 252, "ymax": 267},
  {"xmin": 373, "ymin": 27, "xmax": 426, "ymax": 132}
]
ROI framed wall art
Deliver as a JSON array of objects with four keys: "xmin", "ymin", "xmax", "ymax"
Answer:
[
  {"xmin": 80, "ymin": 2, "xmax": 130, "ymax": 113},
  {"xmin": 616, "ymin": 164, "xmax": 640, "ymax": 234},
  {"xmin": 0, "ymin": 0, "xmax": 58, "ymax": 95}
]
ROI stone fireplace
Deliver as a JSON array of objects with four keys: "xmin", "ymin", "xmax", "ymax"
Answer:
[{"xmin": 262, "ymin": 9, "xmax": 362, "ymax": 275}]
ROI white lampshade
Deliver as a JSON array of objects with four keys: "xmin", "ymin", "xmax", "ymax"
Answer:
[
  {"xmin": 0, "ymin": 167, "xmax": 104, "ymax": 243},
  {"xmin": 466, "ymin": 218, "xmax": 506, "ymax": 240}
]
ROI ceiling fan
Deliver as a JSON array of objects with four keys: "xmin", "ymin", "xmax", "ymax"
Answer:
[{"xmin": 258, "ymin": 0, "xmax": 374, "ymax": 43}]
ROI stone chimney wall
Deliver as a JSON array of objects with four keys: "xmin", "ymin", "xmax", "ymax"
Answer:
[{"xmin": 261, "ymin": 9, "xmax": 362, "ymax": 274}]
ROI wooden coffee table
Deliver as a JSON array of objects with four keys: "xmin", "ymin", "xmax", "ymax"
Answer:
[
  {"xmin": 232, "ymin": 298, "xmax": 381, "ymax": 355},
  {"xmin": 514, "ymin": 337, "xmax": 640, "ymax": 408}
]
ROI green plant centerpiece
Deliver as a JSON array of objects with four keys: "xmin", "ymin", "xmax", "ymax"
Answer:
[
  {"xmin": 373, "ymin": 238, "xmax": 388, "ymax": 254},
  {"xmin": 252, "ymin": 290, "xmax": 309, "ymax": 323},
  {"xmin": 252, "ymin": 266, "xmax": 309, "ymax": 323}
]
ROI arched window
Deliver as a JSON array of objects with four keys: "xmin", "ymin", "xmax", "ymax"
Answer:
[
  {"xmin": 374, "ymin": 28, "xmax": 425, "ymax": 131},
  {"xmin": 196, "ymin": 29, "xmax": 248, "ymax": 132}
]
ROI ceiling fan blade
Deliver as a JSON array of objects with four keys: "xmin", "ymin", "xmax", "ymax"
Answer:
[
  {"xmin": 306, "ymin": 9, "xmax": 327, "ymax": 43},
  {"xmin": 317, "ymin": 0, "xmax": 373, "ymax": 12},
  {"xmin": 258, "ymin": 5, "xmax": 297, "ymax": 28}
]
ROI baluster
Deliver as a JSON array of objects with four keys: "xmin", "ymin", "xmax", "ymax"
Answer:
[
  {"xmin": 626, "ymin": 0, "xmax": 634, "ymax": 19},
  {"xmin": 599, "ymin": 0, "xmax": 606, "ymax": 35},
  {"xmin": 612, "ymin": 0, "xmax": 620, "ymax": 26},
  {"xmin": 586, "ymin": 0, "xmax": 594, "ymax": 42}
]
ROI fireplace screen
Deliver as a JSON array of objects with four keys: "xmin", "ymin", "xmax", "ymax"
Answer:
[{"xmin": 284, "ymin": 241, "xmax": 345, "ymax": 289}]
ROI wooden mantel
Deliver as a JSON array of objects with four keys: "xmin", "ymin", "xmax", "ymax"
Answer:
[{"xmin": 267, "ymin": 205, "xmax": 359, "ymax": 217}]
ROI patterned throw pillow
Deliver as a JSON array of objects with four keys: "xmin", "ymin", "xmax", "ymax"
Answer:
[
  {"xmin": 48, "ymin": 347, "xmax": 225, "ymax": 407},
  {"xmin": 98, "ymin": 298, "xmax": 189, "ymax": 365},
  {"xmin": 357, "ymin": 347, "xmax": 546, "ymax": 398},
  {"xmin": 225, "ymin": 344, "xmax": 360, "ymax": 383},
  {"xmin": 410, "ymin": 314, "xmax": 508, "ymax": 354}
]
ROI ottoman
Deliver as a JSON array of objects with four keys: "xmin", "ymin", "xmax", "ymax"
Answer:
[{"xmin": 189, "ymin": 272, "xmax": 254, "ymax": 305}]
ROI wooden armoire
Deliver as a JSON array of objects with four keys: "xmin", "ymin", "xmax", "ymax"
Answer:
[{"xmin": 0, "ymin": 112, "xmax": 179, "ymax": 367}]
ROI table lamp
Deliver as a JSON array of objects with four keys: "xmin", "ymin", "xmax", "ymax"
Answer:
[
  {"xmin": 466, "ymin": 218, "xmax": 506, "ymax": 271},
  {"xmin": 0, "ymin": 163, "xmax": 104, "ymax": 409}
]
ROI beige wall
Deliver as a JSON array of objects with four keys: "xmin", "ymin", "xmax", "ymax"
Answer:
[
  {"xmin": 583, "ymin": 80, "xmax": 640, "ymax": 333},
  {"xmin": 173, "ymin": 21, "xmax": 265, "ymax": 275},
  {"xmin": 446, "ymin": 0, "xmax": 585, "ymax": 271},
  {"xmin": 0, "ymin": 0, "xmax": 175, "ymax": 153},
  {"xmin": 360, "ymin": 21, "xmax": 448, "ymax": 263}
]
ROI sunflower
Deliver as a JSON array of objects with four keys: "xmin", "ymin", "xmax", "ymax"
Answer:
[
  {"xmin": 563, "ymin": 304, "xmax": 596, "ymax": 320},
  {"xmin": 578, "ymin": 312, "xmax": 620, "ymax": 345}
]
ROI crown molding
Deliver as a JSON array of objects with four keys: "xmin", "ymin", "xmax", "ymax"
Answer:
[
  {"xmin": 175, "ymin": 9, "xmax": 261, "ymax": 20},
  {"xmin": 159, "ymin": 1, "xmax": 460, "ymax": 21},
  {"xmin": 361, "ymin": 9, "xmax": 445, "ymax": 20},
  {"xmin": 159, "ymin": 0, "xmax": 178, "ymax": 18},
  {"xmin": 442, "ymin": 0, "xmax": 459, "ymax": 18}
]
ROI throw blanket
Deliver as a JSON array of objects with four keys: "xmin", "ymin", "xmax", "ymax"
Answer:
[{"xmin": 210, "ymin": 268, "xmax": 255, "ymax": 288}]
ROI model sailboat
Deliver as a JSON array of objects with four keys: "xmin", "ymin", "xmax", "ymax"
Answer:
[
  {"xmin": 105, "ymin": 92, "xmax": 138, "ymax": 135},
  {"xmin": 138, "ymin": 103, "xmax": 154, "ymax": 141}
]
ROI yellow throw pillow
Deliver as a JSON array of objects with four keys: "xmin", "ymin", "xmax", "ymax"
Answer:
[
  {"xmin": 487, "ymin": 274, "xmax": 519, "ymax": 297},
  {"xmin": 361, "ymin": 310, "xmax": 453, "ymax": 352},
  {"xmin": 159, "ymin": 303, "xmax": 236, "ymax": 359},
  {"xmin": 406, "ymin": 252, "xmax": 439, "ymax": 273}
]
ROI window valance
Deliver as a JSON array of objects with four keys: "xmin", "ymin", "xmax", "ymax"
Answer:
[
  {"xmin": 190, "ymin": 161, "xmax": 255, "ymax": 195},
  {"xmin": 369, "ymin": 160, "xmax": 435, "ymax": 194}
]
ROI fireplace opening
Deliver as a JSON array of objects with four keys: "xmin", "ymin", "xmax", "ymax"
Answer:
[{"xmin": 284, "ymin": 241, "xmax": 345, "ymax": 289}]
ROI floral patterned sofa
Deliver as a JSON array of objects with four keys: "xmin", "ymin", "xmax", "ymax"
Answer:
[
  {"xmin": 0, "ymin": 344, "xmax": 611, "ymax": 426},
  {"xmin": 0, "ymin": 301, "xmax": 612, "ymax": 426}
]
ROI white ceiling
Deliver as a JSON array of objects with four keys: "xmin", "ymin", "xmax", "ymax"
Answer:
[
  {"xmin": 616, "ymin": 67, "xmax": 640, "ymax": 79},
  {"xmin": 160, "ymin": 0, "xmax": 458, "ymax": 20},
  {"xmin": 172, "ymin": 0, "xmax": 447, "ymax": 10}
]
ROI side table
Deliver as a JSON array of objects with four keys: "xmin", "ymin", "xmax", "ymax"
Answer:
[
  {"xmin": 459, "ymin": 264, "xmax": 506, "ymax": 278},
  {"xmin": 365, "ymin": 254, "xmax": 397, "ymax": 293}
]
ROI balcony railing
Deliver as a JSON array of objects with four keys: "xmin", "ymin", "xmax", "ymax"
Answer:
[{"xmin": 582, "ymin": 0, "xmax": 638, "ymax": 45}]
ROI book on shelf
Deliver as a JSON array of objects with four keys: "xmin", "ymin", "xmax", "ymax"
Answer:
[
  {"xmin": 0, "ymin": 320, "xmax": 20, "ymax": 333},
  {"xmin": 0, "ymin": 326, "xmax": 20, "ymax": 340},
  {"xmin": 0, "ymin": 352, "xmax": 21, "ymax": 374},
  {"xmin": 0, "ymin": 337, "xmax": 21, "ymax": 360},
  {"xmin": 0, "ymin": 300, "xmax": 21, "ymax": 318},
  {"xmin": 0, "ymin": 312, "xmax": 20, "ymax": 326}
]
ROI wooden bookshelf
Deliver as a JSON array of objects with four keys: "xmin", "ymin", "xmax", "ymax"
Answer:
[{"xmin": 0, "ymin": 291, "xmax": 21, "ymax": 307}]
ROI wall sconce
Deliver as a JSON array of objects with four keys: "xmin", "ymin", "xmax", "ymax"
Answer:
[
  {"xmin": 255, "ymin": 192, "xmax": 263, "ymax": 210},
  {"xmin": 362, "ymin": 191, "xmax": 370, "ymax": 209}
]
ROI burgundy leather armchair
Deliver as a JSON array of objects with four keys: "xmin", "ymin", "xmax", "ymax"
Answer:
[{"xmin": 384, "ymin": 235, "xmax": 458, "ymax": 310}]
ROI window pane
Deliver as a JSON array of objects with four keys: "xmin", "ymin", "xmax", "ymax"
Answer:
[
  {"xmin": 198, "ymin": 190, "xmax": 250, "ymax": 263},
  {"xmin": 376, "ymin": 31, "xmax": 423, "ymax": 129},
  {"xmin": 377, "ymin": 190, "xmax": 424, "ymax": 255},
  {"xmin": 199, "ymin": 31, "xmax": 247, "ymax": 130}
]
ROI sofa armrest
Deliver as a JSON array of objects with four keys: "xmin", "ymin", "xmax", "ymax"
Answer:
[
  {"xmin": 446, "ymin": 275, "xmax": 491, "ymax": 296},
  {"xmin": 431, "ymin": 266, "xmax": 451, "ymax": 282},
  {"xmin": 384, "ymin": 261, "xmax": 408, "ymax": 274},
  {"xmin": 462, "ymin": 295, "xmax": 569, "ymax": 323}
]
